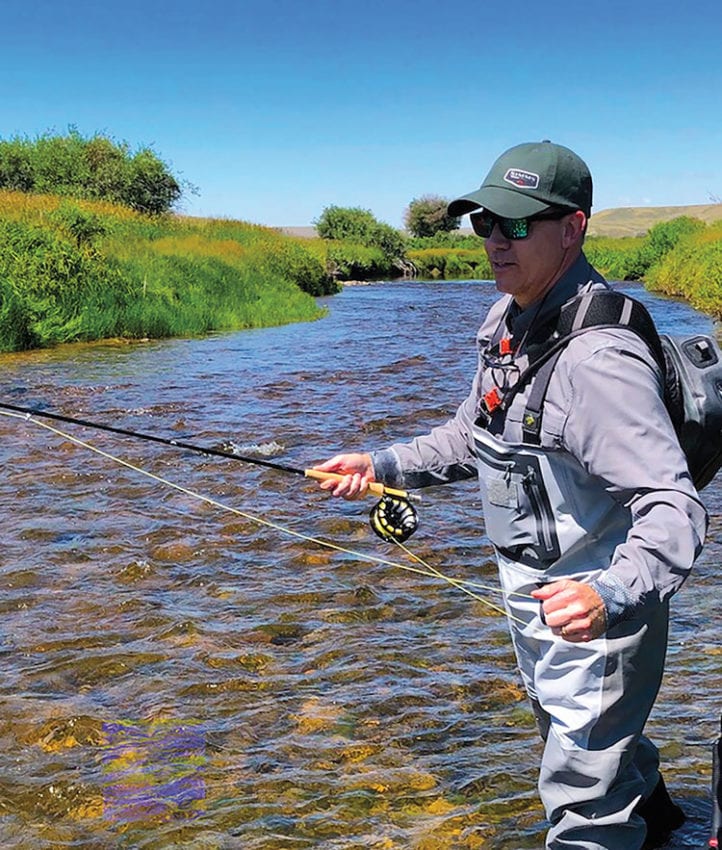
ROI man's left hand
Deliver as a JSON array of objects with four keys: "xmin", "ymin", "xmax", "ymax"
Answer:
[{"xmin": 531, "ymin": 580, "xmax": 607, "ymax": 642}]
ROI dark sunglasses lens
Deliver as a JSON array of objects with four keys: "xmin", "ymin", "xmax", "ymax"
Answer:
[
  {"xmin": 471, "ymin": 213, "xmax": 494, "ymax": 237},
  {"xmin": 471, "ymin": 213, "xmax": 531, "ymax": 240}
]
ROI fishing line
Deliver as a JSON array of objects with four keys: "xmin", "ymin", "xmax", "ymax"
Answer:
[
  {"xmin": 0, "ymin": 409, "xmax": 534, "ymax": 614},
  {"xmin": 392, "ymin": 539, "xmax": 529, "ymax": 625}
]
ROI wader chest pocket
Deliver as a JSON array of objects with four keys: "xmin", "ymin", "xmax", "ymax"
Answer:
[
  {"xmin": 477, "ymin": 446, "xmax": 561, "ymax": 565},
  {"xmin": 488, "ymin": 476, "xmax": 520, "ymax": 508}
]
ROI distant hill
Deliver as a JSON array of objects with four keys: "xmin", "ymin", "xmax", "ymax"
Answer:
[
  {"xmin": 586, "ymin": 203, "xmax": 722, "ymax": 238},
  {"xmin": 276, "ymin": 226, "xmax": 318, "ymax": 239},
  {"xmin": 277, "ymin": 204, "xmax": 722, "ymax": 241}
]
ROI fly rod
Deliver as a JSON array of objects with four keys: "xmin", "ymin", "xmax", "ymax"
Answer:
[{"xmin": 0, "ymin": 400, "xmax": 418, "ymax": 500}]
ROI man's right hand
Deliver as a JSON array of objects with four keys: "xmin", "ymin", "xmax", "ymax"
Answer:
[{"xmin": 312, "ymin": 453, "xmax": 375, "ymax": 499}]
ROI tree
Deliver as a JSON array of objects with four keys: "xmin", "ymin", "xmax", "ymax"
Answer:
[
  {"xmin": 0, "ymin": 129, "xmax": 188, "ymax": 215},
  {"xmin": 315, "ymin": 205, "xmax": 379, "ymax": 242},
  {"xmin": 315, "ymin": 205, "xmax": 406, "ymax": 261},
  {"xmin": 404, "ymin": 195, "xmax": 460, "ymax": 238},
  {"xmin": 126, "ymin": 148, "xmax": 182, "ymax": 215},
  {"xmin": 314, "ymin": 205, "xmax": 409, "ymax": 279}
]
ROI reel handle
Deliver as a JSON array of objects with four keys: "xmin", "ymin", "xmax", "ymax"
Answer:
[{"xmin": 303, "ymin": 469, "xmax": 420, "ymax": 502}]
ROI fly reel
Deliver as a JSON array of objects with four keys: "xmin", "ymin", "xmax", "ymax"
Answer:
[{"xmin": 369, "ymin": 495, "xmax": 419, "ymax": 543}]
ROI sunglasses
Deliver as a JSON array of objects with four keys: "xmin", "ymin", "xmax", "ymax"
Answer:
[{"xmin": 470, "ymin": 209, "xmax": 571, "ymax": 240}]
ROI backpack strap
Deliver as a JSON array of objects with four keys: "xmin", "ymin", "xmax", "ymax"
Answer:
[
  {"xmin": 520, "ymin": 349, "xmax": 566, "ymax": 443},
  {"xmin": 503, "ymin": 289, "xmax": 666, "ymax": 445},
  {"xmin": 555, "ymin": 290, "xmax": 664, "ymax": 366}
]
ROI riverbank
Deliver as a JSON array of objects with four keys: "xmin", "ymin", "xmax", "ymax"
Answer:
[
  {"xmin": 0, "ymin": 191, "xmax": 338, "ymax": 353},
  {"xmin": 2, "ymin": 191, "xmax": 721, "ymax": 355}
]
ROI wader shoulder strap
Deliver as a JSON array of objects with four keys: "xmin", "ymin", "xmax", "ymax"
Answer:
[
  {"xmin": 506, "ymin": 290, "xmax": 665, "ymax": 445},
  {"xmin": 521, "ymin": 349, "xmax": 565, "ymax": 443}
]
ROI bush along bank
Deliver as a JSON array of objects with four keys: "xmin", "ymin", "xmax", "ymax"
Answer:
[
  {"xmin": 644, "ymin": 220, "xmax": 722, "ymax": 318},
  {"xmin": 0, "ymin": 191, "xmax": 338, "ymax": 352},
  {"xmin": 403, "ymin": 232, "xmax": 490, "ymax": 280},
  {"xmin": 585, "ymin": 216, "xmax": 722, "ymax": 319}
]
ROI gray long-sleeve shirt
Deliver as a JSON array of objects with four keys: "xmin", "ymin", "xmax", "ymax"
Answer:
[{"xmin": 371, "ymin": 254, "xmax": 707, "ymax": 626}]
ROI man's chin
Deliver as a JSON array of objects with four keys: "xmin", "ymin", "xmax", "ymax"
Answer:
[{"xmin": 493, "ymin": 276, "xmax": 517, "ymax": 296}]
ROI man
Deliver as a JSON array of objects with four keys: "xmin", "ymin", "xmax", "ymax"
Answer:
[{"xmin": 315, "ymin": 141, "xmax": 708, "ymax": 849}]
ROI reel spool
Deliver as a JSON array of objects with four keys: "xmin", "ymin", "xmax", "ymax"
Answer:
[{"xmin": 369, "ymin": 495, "xmax": 419, "ymax": 543}]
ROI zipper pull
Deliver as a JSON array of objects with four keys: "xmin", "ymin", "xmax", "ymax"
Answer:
[{"xmin": 483, "ymin": 386, "xmax": 503, "ymax": 413}]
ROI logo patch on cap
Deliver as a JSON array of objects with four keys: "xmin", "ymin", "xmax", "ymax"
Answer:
[{"xmin": 504, "ymin": 168, "xmax": 540, "ymax": 189}]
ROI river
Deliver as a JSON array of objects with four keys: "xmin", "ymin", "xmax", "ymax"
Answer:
[{"xmin": 0, "ymin": 279, "xmax": 718, "ymax": 848}]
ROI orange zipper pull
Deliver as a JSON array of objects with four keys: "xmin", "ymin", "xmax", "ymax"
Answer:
[{"xmin": 483, "ymin": 386, "xmax": 503, "ymax": 412}]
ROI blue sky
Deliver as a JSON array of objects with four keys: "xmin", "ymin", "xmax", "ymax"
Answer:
[{"xmin": 2, "ymin": 0, "xmax": 721, "ymax": 228}]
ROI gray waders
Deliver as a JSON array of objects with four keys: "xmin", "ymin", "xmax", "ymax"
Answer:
[{"xmin": 474, "ymin": 424, "xmax": 666, "ymax": 850}]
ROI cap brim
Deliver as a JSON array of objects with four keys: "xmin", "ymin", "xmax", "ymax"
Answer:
[{"xmin": 448, "ymin": 186, "xmax": 552, "ymax": 219}]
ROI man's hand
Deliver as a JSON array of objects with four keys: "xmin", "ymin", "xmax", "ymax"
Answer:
[
  {"xmin": 531, "ymin": 580, "xmax": 607, "ymax": 642},
  {"xmin": 312, "ymin": 453, "xmax": 375, "ymax": 499}
]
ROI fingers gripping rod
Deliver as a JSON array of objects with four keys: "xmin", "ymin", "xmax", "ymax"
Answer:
[{"xmin": 303, "ymin": 468, "xmax": 420, "ymax": 502}]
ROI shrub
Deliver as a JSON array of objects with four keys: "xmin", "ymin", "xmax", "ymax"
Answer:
[
  {"xmin": 314, "ymin": 205, "xmax": 407, "ymax": 272},
  {"xmin": 624, "ymin": 216, "xmax": 706, "ymax": 280},
  {"xmin": 404, "ymin": 195, "xmax": 460, "ymax": 237},
  {"xmin": 584, "ymin": 235, "xmax": 644, "ymax": 280},
  {"xmin": 325, "ymin": 242, "xmax": 390, "ymax": 280},
  {"xmin": 408, "ymin": 247, "xmax": 492, "ymax": 280},
  {"xmin": 645, "ymin": 221, "xmax": 722, "ymax": 317},
  {"xmin": 315, "ymin": 206, "xmax": 378, "ymax": 242},
  {"xmin": 0, "ymin": 129, "xmax": 186, "ymax": 214}
]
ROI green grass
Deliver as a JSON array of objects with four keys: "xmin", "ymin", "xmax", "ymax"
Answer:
[
  {"xmin": 407, "ymin": 247, "xmax": 491, "ymax": 280},
  {"xmin": 645, "ymin": 221, "xmax": 722, "ymax": 317},
  {"xmin": 0, "ymin": 191, "xmax": 338, "ymax": 352},
  {"xmin": 584, "ymin": 235, "xmax": 645, "ymax": 280}
]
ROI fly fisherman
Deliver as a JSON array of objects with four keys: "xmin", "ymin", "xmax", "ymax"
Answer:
[{"xmin": 314, "ymin": 141, "xmax": 708, "ymax": 850}]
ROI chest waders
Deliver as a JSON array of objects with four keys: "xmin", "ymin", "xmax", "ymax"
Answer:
[
  {"xmin": 481, "ymin": 287, "xmax": 721, "ymax": 847},
  {"xmin": 473, "ymin": 352, "xmax": 670, "ymax": 850}
]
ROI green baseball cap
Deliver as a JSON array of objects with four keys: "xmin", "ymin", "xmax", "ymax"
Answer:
[{"xmin": 447, "ymin": 140, "xmax": 593, "ymax": 219}]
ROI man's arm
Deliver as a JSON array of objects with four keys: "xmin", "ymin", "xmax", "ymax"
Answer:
[
  {"xmin": 314, "ymin": 374, "xmax": 482, "ymax": 497},
  {"xmin": 546, "ymin": 335, "xmax": 707, "ymax": 632}
]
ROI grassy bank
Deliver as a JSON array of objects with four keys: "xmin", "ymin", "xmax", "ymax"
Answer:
[
  {"xmin": 0, "ymin": 191, "xmax": 336, "ymax": 353},
  {"xmin": 584, "ymin": 235, "xmax": 645, "ymax": 281},
  {"xmin": 645, "ymin": 220, "xmax": 722, "ymax": 317},
  {"xmin": 3, "ymin": 190, "xmax": 722, "ymax": 355},
  {"xmin": 405, "ymin": 232, "xmax": 491, "ymax": 279}
]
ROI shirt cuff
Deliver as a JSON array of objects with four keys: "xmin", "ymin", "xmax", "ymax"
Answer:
[
  {"xmin": 369, "ymin": 448, "xmax": 405, "ymax": 489},
  {"xmin": 588, "ymin": 573, "xmax": 641, "ymax": 629}
]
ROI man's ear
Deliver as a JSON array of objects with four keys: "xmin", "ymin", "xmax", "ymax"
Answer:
[{"xmin": 562, "ymin": 210, "xmax": 587, "ymax": 247}]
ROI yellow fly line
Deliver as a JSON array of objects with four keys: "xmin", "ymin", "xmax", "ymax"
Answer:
[{"xmin": 0, "ymin": 409, "xmax": 534, "ymax": 626}]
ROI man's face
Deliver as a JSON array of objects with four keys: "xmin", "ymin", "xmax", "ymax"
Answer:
[{"xmin": 484, "ymin": 213, "xmax": 583, "ymax": 308}]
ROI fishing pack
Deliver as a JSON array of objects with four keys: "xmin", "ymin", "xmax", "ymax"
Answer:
[{"xmin": 502, "ymin": 289, "xmax": 722, "ymax": 491}]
